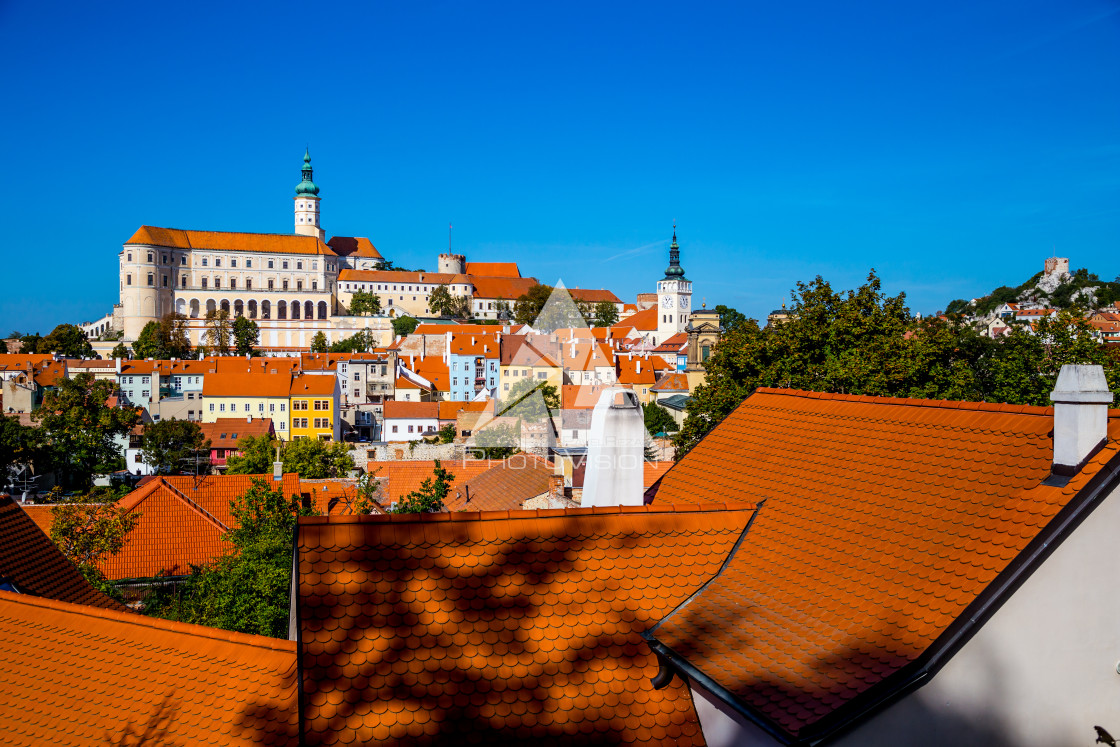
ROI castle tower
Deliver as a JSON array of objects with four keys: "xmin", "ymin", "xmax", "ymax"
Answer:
[
  {"xmin": 656, "ymin": 227, "xmax": 692, "ymax": 345},
  {"xmin": 294, "ymin": 149, "xmax": 323, "ymax": 240},
  {"xmin": 438, "ymin": 253, "xmax": 466, "ymax": 274}
]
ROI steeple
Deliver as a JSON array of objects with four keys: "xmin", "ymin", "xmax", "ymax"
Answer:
[
  {"xmin": 295, "ymin": 148, "xmax": 319, "ymax": 196},
  {"xmin": 663, "ymin": 225, "xmax": 686, "ymax": 280}
]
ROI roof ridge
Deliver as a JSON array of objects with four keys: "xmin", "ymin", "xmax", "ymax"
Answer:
[
  {"xmin": 131, "ymin": 225, "xmax": 321, "ymax": 240},
  {"xmin": 158, "ymin": 480, "xmax": 231, "ymax": 532},
  {"xmin": 753, "ymin": 387, "xmax": 1057, "ymax": 416},
  {"xmin": 299, "ymin": 502, "xmax": 755, "ymax": 526},
  {"xmin": 0, "ymin": 589, "xmax": 296, "ymax": 652}
]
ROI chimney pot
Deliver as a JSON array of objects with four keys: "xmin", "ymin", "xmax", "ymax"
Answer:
[
  {"xmin": 1050, "ymin": 364, "xmax": 1113, "ymax": 475},
  {"xmin": 583, "ymin": 388, "xmax": 644, "ymax": 508}
]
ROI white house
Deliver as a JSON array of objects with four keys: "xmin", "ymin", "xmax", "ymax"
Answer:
[{"xmin": 382, "ymin": 401, "xmax": 439, "ymax": 441}]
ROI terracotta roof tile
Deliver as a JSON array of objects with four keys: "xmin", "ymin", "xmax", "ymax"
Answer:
[
  {"xmin": 444, "ymin": 455, "xmax": 555, "ymax": 511},
  {"xmin": 469, "ymin": 275, "xmax": 539, "ymax": 301},
  {"xmin": 464, "ymin": 262, "xmax": 521, "ymax": 277},
  {"xmin": 383, "ymin": 400, "xmax": 439, "ymax": 420},
  {"xmin": 648, "ymin": 387, "xmax": 1120, "ymax": 741},
  {"xmin": 326, "ymin": 236, "xmax": 383, "ymax": 259},
  {"xmin": 566, "ymin": 287, "xmax": 622, "ymax": 304},
  {"xmin": 199, "ymin": 417, "xmax": 275, "ymax": 448},
  {"xmin": 203, "ymin": 372, "xmax": 293, "ymax": 397},
  {"xmin": 0, "ymin": 496, "xmax": 127, "ymax": 610},
  {"xmin": 126, "ymin": 225, "xmax": 332, "ymax": 256},
  {"xmin": 378, "ymin": 460, "xmax": 494, "ymax": 506},
  {"xmin": 290, "ymin": 373, "xmax": 337, "ymax": 396},
  {"xmin": 614, "ymin": 307, "xmax": 658, "ymax": 332},
  {"xmin": 651, "ymin": 372, "xmax": 689, "ymax": 392},
  {"xmin": 295, "ymin": 504, "xmax": 754, "ymax": 745},
  {"xmin": 0, "ymin": 590, "xmax": 297, "ymax": 745}
]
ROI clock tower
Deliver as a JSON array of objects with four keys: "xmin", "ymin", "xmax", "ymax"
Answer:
[{"xmin": 656, "ymin": 227, "xmax": 691, "ymax": 345}]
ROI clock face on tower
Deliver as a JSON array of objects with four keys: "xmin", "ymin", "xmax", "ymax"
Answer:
[
  {"xmin": 679, "ymin": 296, "xmax": 690, "ymax": 310},
  {"xmin": 661, "ymin": 296, "xmax": 673, "ymax": 309}
]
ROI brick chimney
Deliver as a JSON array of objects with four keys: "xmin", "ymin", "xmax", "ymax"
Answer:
[
  {"xmin": 1050, "ymin": 364, "xmax": 1113, "ymax": 475},
  {"xmin": 583, "ymin": 388, "xmax": 644, "ymax": 507}
]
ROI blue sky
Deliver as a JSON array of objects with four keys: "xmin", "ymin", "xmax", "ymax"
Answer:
[{"xmin": 1, "ymin": 0, "xmax": 1117, "ymax": 334}]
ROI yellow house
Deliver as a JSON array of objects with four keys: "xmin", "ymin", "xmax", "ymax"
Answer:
[
  {"xmin": 201, "ymin": 372, "xmax": 293, "ymax": 439},
  {"xmin": 498, "ymin": 337, "xmax": 563, "ymax": 403},
  {"xmin": 289, "ymin": 374, "xmax": 340, "ymax": 441}
]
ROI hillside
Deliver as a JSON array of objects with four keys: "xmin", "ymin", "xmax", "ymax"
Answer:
[{"xmin": 945, "ymin": 259, "xmax": 1120, "ymax": 317}]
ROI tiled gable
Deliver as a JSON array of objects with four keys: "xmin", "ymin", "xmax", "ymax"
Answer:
[{"xmin": 295, "ymin": 504, "xmax": 754, "ymax": 745}]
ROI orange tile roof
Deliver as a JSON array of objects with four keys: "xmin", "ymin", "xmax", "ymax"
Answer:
[
  {"xmin": 326, "ymin": 235, "xmax": 383, "ymax": 259},
  {"xmin": 0, "ymin": 590, "xmax": 297, "ymax": 745},
  {"xmin": 443, "ymin": 454, "xmax": 554, "ymax": 511},
  {"xmin": 412, "ymin": 357, "xmax": 450, "ymax": 391},
  {"xmin": 448, "ymin": 331, "xmax": 500, "ymax": 357},
  {"xmin": 377, "ymin": 459, "xmax": 494, "ymax": 506},
  {"xmin": 0, "ymin": 496, "xmax": 127, "ymax": 610},
  {"xmin": 643, "ymin": 460, "xmax": 675, "ymax": 487},
  {"xmin": 614, "ymin": 306, "xmax": 657, "ymax": 332},
  {"xmin": 556, "ymin": 341, "xmax": 615, "ymax": 371},
  {"xmin": 382, "ymin": 400, "xmax": 439, "ymax": 420},
  {"xmin": 652, "ymin": 331, "xmax": 688, "ymax": 351},
  {"xmin": 499, "ymin": 336, "xmax": 560, "ymax": 367},
  {"xmin": 437, "ymin": 400, "xmax": 469, "ymax": 421},
  {"xmin": 203, "ymin": 372, "xmax": 292, "ymax": 397},
  {"xmin": 210, "ymin": 357, "xmax": 301, "ymax": 374},
  {"xmin": 566, "ymin": 287, "xmax": 622, "ymax": 304},
  {"xmin": 393, "ymin": 375, "xmax": 426, "ymax": 390},
  {"xmin": 651, "ymin": 372, "xmax": 689, "ymax": 391},
  {"xmin": 199, "ymin": 417, "xmax": 275, "ymax": 448},
  {"xmin": 647, "ymin": 387, "xmax": 1120, "ymax": 741},
  {"xmin": 464, "ymin": 261, "xmax": 521, "ymax": 277},
  {"xmin": 468, "ymin": 275, "xmax": 538, "ymax": 300},
  {"xmin": 561, "ymin": 383, "xmax": 612, "ymax": 409},
  {"xmin": 294, "ymin": 504, "xmax": 753, "ymax": 745},
  {"xmin": 290, "ymin": 373, "xmax": 337, "ymax": 396},
  {"xmin": 338, "ymin": 268, "xmax": 462, "ymax": 285},
  {"xmin": 615, "ymin": 352, "xmax": 669, "ymax": 385},
  {"xmin": 126, "ymin": 225, "xmax": 332, "ymax": 256}
]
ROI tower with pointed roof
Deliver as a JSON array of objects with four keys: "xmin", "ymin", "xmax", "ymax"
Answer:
[
  {"xmin": 656, "ymin": 227, "xmax": 692, "ymax": 344},
  {"xmin": 294, "ymin": 149, "xmax": 324, "ymax": 241}
]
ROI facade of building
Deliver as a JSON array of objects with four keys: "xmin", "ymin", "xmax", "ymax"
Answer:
[
  {"xmin": 201, "ymin": 372, "xmax": 291, "ymax": 438},
  {"xmin": 382, "ymin": 401, "xmax": 439, "ymax": 441},
  {"xmin": 289, "ymin": 374, "xmax": 340, "ymax": 442}
]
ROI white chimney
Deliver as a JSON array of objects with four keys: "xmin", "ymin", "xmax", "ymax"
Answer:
[
  {"xmin": 1050, "ymin": 364, "xmax": 1113, "ymax": 475},
  {"xmin": 582, "ymin": 389, "xmax": 644, "ymax": 508}
]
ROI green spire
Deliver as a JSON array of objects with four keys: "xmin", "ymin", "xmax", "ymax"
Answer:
[
  {"xmin": 664, "ymin": 225, "xmax": 686, "ymax": 279},
  {"xmin": 295, "ymin": 148, "xmax": 319, "ymax": 197}
]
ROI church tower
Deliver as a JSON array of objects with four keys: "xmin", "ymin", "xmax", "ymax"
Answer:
[
  {"xmin": 656, "ymin": 227, "xmax": 692, "ymax": 345},
  {"xmin": 294, "ymin": 149, "xmax": 323, "ymax": 240}
]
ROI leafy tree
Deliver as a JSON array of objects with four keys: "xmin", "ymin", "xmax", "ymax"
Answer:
[
  {"xmin": 231, "ymin": 316, "xmax": 259, "ymax": 356},
  {"xmin": 348, "ymin": 290, "xmax": 382, "ymax": 316},
  {"xmin": 204, "ymin": 309, "xmax": 232, "ymax": 355},
  {"xmin": 110, "ymin": 342, "xmax": 131, "ymax": 359},
  {"xmin": 132, "ymin": 321, "xmax": 164, "ymax": 359},
  {"xmin": 6, "ymin": 330, "xmax": 21, "ymax": 339},
  {"xmin": 428, "ymin": 285, "xmax": 471, "ymax": 319},
  {"xmin": 472, "ymin": 421, "xmax": 520, "ymax": 460},
  {"xmin": 329, "ymin": 329, "xmax": 376, "ymax": 353},
  {"xmin": 391, "ymin": 460, "xmax": 452, "ymax": 513},
  {"xmin": 34, "ymin": 373, "xmax": 139, "ymax": 489},
  {"xmin": 50, "ymin": 488, "xmax": 140, "ymax": 600},
  {"xmin": 593, "ymin": 301, "xmax": 619, "ymax": 328},
  {"xmin": 513, "ymin": 285, "xmax": 553, "ymax": 326},
  {"xmin": 225, "ymin": 434, "xmax": 277, "ymax": 475},
  {"xmin": 18, "ymin": 333, "xmax": 43, "ymax": 354},
  {"xmin": 0, "ymin": 414, "xmax": 41, "ymax": 481},
  {"xmin": 500, "ymin": 379, "xmax": 559, "ymax": 423},
  {"xmin": 350, "ymin": 469, "xmax": 382, "ymax": 514},
  {"xmin": 643, "ymin": 402, "xmax": 678, "ymax": 436},
  {"xmin": 39, "ymin": 324, "xmax": 94, "ymax": 358},
  {"xmin": 944, "ymin": 299, "xmax": 970, "ymax": 316},
  {"xmin": 140, "ymin": 419, "xmax": 208, "ymax": 475},
  {"xmin": 281, "ymin": 438, "xmax": 355, "ymax": 479},
  {"xmin": 437, "ymin": 423, "xmax": 456, "ymax": 444},
  {"xmin": 713, "ymin": 305, "xmax": 748, "ymax": 333},
  {"xmin": 143, "ymin": 477, "xmax": 314, "ymax": 637},
  {"xmin": 391, "ymin": 316, "xmax": 420, "ymax": 338},
  {"xmin": 160, "ymin": 312, "xmax": 193, "ymax": 359},
  {"xmin": 310, "ymin": 331, "xmax": 329, "ymax": 353}
]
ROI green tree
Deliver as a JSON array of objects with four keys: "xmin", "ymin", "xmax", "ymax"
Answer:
[
  {"xmin": 472, "ymin": 421, "xmax": 520, "ymax": 460},
  {"xmin": 513, "ymin": 285, "xmax": 553, "ymax": 326},
  {"xmin": 205, "ymin": 309, "xmax": 232, "ymax": 355},
  {"xmin": 139, "ymin": 419, "xmax": 208, "ymax": 475},
  {"xmin": 18, "ymin": 333, "xmax": 43, "ymax": 354},
  {"xmin": 348, "ymin": 290, "xmax": 382, "ymax": 316},
  {"xmin": 0, "ymin": 414, "xmax": 41, "ymax": 479},
  {"xmin": 34, "ymin": 373, "xmax": 139, "ymax": 488},
  {"xmin": 38, "ymin": 324, "xmax": 94, "ymax": 358},
  {"xmin": 500, "ymin": 379, "xmax": 559, "ymax": 422},
  {"xmin": 437, "ymin": 423, "xmax": 456, "ymax": 444},
  {"xmin": 132, "ymin": 321, "xmax": 165, "ymax": 359},
  {"xmin": 713, "ymin": 305, "xmax": 748, "ymax": 333},
  {"xmin": 281, "ymin": 438, "xmax": 355, "ymax": 479},
  {"xmin": 310, "ymin": 331, "xmax": 329, "ymax": 353},
  {"xmin": 351, "ymin": 469, "xmax": 382, "ymax": 514},
  {"xmin": 110, "ymin": 342, "xmax": 131, "ymax": 359},
  {"xmin": 592, "ymin": 301, "xmax": 620, "ymax": 328},
  {"xmin": 643, "ymin": 402, "xmax": 678, "ymax": 436},
  {"xmin": 225, "ymin": 434, "xmax": 277, "ymax": 475},
  {"xmin": 160, "ymin": 312, "xmax": 193, "ymax": 359},
  {"xmin": 329, "ymin": 329, "xmax": 376, "ymax": 353},
  {"xmin": 428, "ymin": 285, "xmax": 471, "ymax": 319},
  {"xmin": 231, "ymin": 316, "xmax": 259, "ymax": 356},
  {"xmin": 144, "ymin": 477, "xmax": 314, "ymax": 637},
  {"xmin": 391, "ymin": 460, "xmax": 452, "ymax": 513},
  {"xmin": 391, "ymin": 316, "xmax": 420, "ymax": 338},
  {"xmin": 50, "ymin": 489, "xmax": 140, "ymax": 600}
]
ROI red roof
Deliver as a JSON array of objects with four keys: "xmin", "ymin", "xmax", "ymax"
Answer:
[
  {"xmin": 376, "ymin": 459, "xmax": 494, "ymax": 506},
  {"xmin": 0, "ymin": 590, "xmax": 297, "ymax": 744},
  {"xmin": 614, "ymin": 306, "xmax": 657, "ymax": 332},
  {"xmin": 294, "ymin": 504, "xmax": 754, "ymax": 744},
  {"xmin": 326, "ymin": 236, "xmax": 383, "ymax": 259},
  {"xmin": 566, "ymin": 287, "xmax": 622, "ymax": 304},
  {"xmin": 382, "ymin": 400, "xmax": 439, "ymax": 420},
  {"xmin": 289, "ymin": 374, "xmax": 337, "ymax": 396},
  {"xmin": 652, "ymin": 332, "xmax": 688, "ymax": 352},
  {"xmin": 442, "ymin": 454, "xmax": 555, "ymax": 511},
  {"xmin": 203, "ymin": 372, "xmax": 292, "ymax": 397},
  {"xmin": 464, "ymin": 261, "xmax": 521, "ymax": 277},
  {"xmin": 126, "ymin": 225, "xmax": 332, "ymax": 256},
  {"xmin": 0, "ymin": 496, "xmax": 127, "ymax": 611},
  {"xmin": 198, "ymin": 417, "xmax": 274, "ymax": 448},
  {"xmin": 648, "ymin": 387, "xmax": 1120, "ymax": 741},
  {"xmin": 651, "ymin": 372, "xmax": 689, "ymax": 392},
  {"xmin": 468, "ymin": 275, "xmax": 538, "ymax": 301},
  {"xmin": 437, "ymin": 400, "xmax": 469, "ymax": 421}
]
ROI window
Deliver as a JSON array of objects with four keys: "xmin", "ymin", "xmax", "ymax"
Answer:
[
  {"xmin": 126, "ymin": 275, "xmax": 132, "ymax": 285},
  {"xmin": 142, "ymin": 376, "xmax": 149, "ymax": 384},
  {"xmin": 268, "ymin": 279, "xmax": 274, "ymax": 290},
  {"xmin": 280, "ymin": 403, "xmax": 286, "ymax": 411},
  {"xmin": 181, "ymin": 276, "xmax": 186, "ymax": 288},
  {"xmin": 572, "ymin": 430, "xmax": 579, "ymax": 438},
  {"xmin": 188, "ymin": 393, "xmax": 194, "ymax": 400},
  {"xmin": 147, "ymin": 253, "xmax": 153, "ymax": 262},
  {"xmin": 141, "ymin": 390, "xmax": 149, "ymax": 398},
  {"xmin": 259, "ymin": 403, "xmax": 264, "ymax": 412},
  {"xmin": 312, "ymin": 262, "xmax": 318, "ymax": 270},
  {"xmin": 268, "ymin": 260, "xmax": 274, "ymax": 269},
  {"xmin": 202, "ymin": 278, "xmax": 208, "ymax": 289},
  {"xmin": 537, "ymin": 372, "xmax": 546, "ymax": 379},
  {"xmin": 230, "ymin": 279, "xmax": 236, "ymax": 290},
  {"xmin": 354, "ymin": 389, "xmax": 359, "ymax": 397},
  {"xmin": 214, "ymin": 278, "xmax": 221, "ymax": 289},
  {"xmin": 269, "ymin": 403, "xmax": 275, "ymax": 412},
  {"xmin": 453, "ymin": 377, "xmax": 458, "ymax": 386},
  {"xmin": 147, "ymin": 274, "xmax": 154, "ymax": 286},
  {"xmin": 282, "ymin": 280, "xmax": 289, "ymax": 290},
  {"xmin": 297, "ymin": 261, "xmax": 303, "ymax": 270},
  {"xmin": 231, "ymin": 259, "xmax": 237, "ymax": 268},
  {"xmin": 246, "ymin": 279, "xmax": 252, "ymax": 290},
  {"xmin": 244, "ymin": 403, "xmax": 250, "ymax": 412},
  {"xmin": 282, "ymin": 261, "xmax": 289, "ymax": 270},
  {"xmin": 297, "ymin": 281, "xmax": 303, "ymax": 291},
  {"xmin": 503, "ymin": 383, "xmax": 509, "ymax": 391},
  {"xmin": 312, "ymin": 281, "xmax": 317, "ymax": 290},
  {"xmin": 210, "ymin": 404, "xmax": 215, "ymax": 412},
  {"xmin": 353, "ymin": 373, "xmax": 359, "ymax": 381},
  {"xmin": 127, "ymin": 253, "xmax": 132, "ymax": 261},
  {"xmin": 202, "ymin": 258, "xmax": 208, "ymax": 267},
  {"xmin": 408, "ymin": 425, "xmax": 414, "ymax": 433},
  {"xmin": 215, "ymin": 258, "xmax": 222, "ymax": 267},
  {"xmin": 220, "ymin": 404, "xmax": 225, "ymax": 412},
  {"xmin": 246, "ymin": 259, "xmax": 252, "ymax": 268},
  {"xmin": 392, "ymin": 425, "xmax": 398, "ymax": 433},
  {"xmin": 279, "ymin": 421, "xmax": 285, "ymax": 429}
]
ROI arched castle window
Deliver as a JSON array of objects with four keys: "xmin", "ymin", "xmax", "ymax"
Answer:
[
  {"xmin": 190, "ymin": 299, "xmax": 200, "ymax": 318},
  {"xmin": 261, "ymin": 300, "xmax": 271, "ymax": 320},
  {"xmin": 304, "ymin": 301, "xmax": 314, "ymax": 320},
  {"xmin": 291, "ymin": 301, "xmax": 301, "ymax": 320},
  {"xmin": 234, "ymin": 300, "xmax": 244, "ymax": 317},
  {"xmin": 317, "ymin": 301, "xmax": 327, "ymax": 320},
  {"xmin": 248, "ymin": 300, "xmax": 257, "ymax": 319},
  {"xmin": 277, "ymin": 303, "xmax": 286, "ymax": 320}
]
